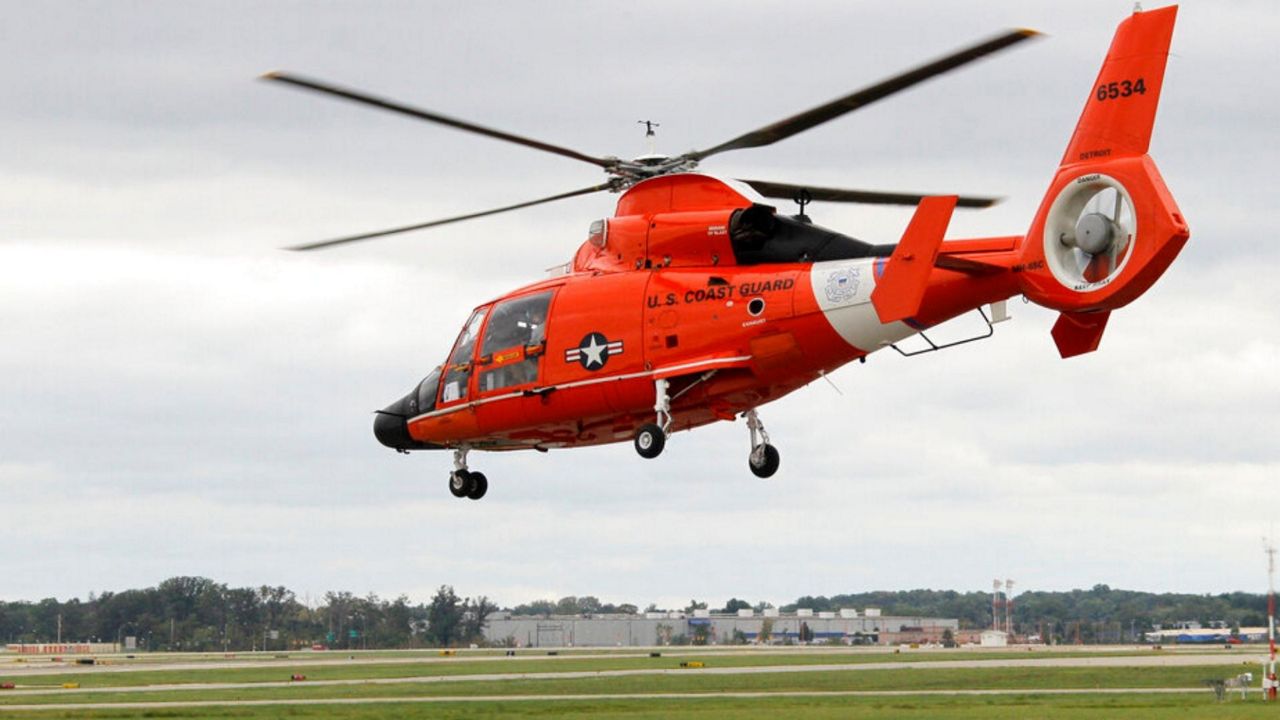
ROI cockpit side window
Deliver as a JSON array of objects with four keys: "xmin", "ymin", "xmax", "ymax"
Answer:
[
  {"xmin": 441, "ymin": 307, "xmax": 488, "ymax": 404},
  {"xmin": 477, "ymin": 291, "xmax": 553, "ymax": 393},
  {"xmin": 415, "ymin": 366, "xmax": 441, "ymax": 415}
]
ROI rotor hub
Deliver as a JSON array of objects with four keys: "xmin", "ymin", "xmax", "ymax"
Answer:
[
  {"xmin": 606, "ymin": 155, "xmax": 701, "ymax": 188},
  {"xmin": 1073, "ymin": 212, "xmax": 1116, "ymax": 255}
]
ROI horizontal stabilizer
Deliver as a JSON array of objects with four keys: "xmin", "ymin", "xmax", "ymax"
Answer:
[
  {"xmin": 871, "ymin": 196, "xmax": 958, "ymax": 324},
  {"xmin": 935, "ymin": 254, "xmax": 1006, "ymax": 275},
  {"xmin": 1051, "ymin": 310, "xmax": 1110, "ymax": 358}
]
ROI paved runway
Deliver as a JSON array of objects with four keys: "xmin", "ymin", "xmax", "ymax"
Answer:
[
  {"xmin": 0, "ymin": 645, "xmax": 1253, "ymax": 678},
  {"xmin": 0, "ymin": 687, "xmax": 1215, "ymax": 713},
  {"xmin": 0, "ymin": 650, "xmax": 1264, "ymax": 699}
]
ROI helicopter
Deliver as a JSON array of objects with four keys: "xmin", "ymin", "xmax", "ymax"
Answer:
[{"xmin": 266, "ymin": 5, "xmax": 1188, "ymax": 500}]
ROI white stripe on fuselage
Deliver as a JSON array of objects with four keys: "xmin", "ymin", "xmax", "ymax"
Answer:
[
  {"xmin": 405, "ymin": 354, "xmax": 753, "ymax": 426},
  {"xmin": 809, "ymin": 258, "xmax": 916, "ymax": 353}
]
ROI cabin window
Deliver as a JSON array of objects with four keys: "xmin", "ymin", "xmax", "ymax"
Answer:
[
  {"xmin": 441, "ymin": 307, "xmax": 488, "ymax": 403},
  {"xmin": 477, "ymin": 291, "xmax": 553, "ymax": 393}
]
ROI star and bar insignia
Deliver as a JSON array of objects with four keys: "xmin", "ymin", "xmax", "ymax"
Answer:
[{"xmin": 564, "ymin": 332, "xmax": 624, "ymax": 371}]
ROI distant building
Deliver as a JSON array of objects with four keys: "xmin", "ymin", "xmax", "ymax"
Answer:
[
  {"xmin": 4, "ymin": 643, "xmax": 119, "ymax": 655},
  {"xmin": 482, "ymin": 611, "xmax": 958, "ymax": 647},
  {"xmin": 979, "ymin": 630, "xmax": 1008, "ymax": 647}
]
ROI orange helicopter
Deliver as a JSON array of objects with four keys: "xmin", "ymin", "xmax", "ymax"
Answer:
[{"xmin": 266, "ymin": 6, "xmax": 1188, "ymax": 500}]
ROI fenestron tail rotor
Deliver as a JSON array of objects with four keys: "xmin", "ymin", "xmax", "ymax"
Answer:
[
  {"xmin": 264, "ymin": 27, "xmax": 1038, "ymax": 250},
  {"xmin": 1050, "ymin": 184, "xmax": 1135, "ymax": 288}
]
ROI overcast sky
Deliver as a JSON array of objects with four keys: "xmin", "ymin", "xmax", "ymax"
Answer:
[{"xmin": 2, "ymin": 1, "xmax": 1277, "ymax": 610}]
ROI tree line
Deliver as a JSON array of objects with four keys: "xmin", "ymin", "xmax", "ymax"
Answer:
[
  {"xmin": 784, "ymin": 585, "xmax": 1273, "ymax": 643},
  {"xmin": 2, "ymin": 579, "xmax": 1272, "ymax": 649},
  {"xmin": 0, "ymin": 578, "xmax": 493, "ymax": 651}
]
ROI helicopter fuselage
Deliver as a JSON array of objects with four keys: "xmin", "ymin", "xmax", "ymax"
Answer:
[{"xmin": 376, "ymin": 174, "xmax": 1022, "ymax": 452}]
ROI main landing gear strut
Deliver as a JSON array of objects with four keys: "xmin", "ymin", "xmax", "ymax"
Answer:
[
  {"xmin": 745, "ymin": 409, "xmax": 780, "ymax": 478},
  {"xmin": 630, "ymin": 379, "xmax": 781, "ymax": 479},
  {"xmin": 448, "ymin": 447, "xmax": 488, "ymax": 500},
  {"xmin": 633, "ymin": 378, "xmax": 672, "ymax": 460}
]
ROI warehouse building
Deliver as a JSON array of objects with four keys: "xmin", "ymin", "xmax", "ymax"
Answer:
[{"xmin": 483, "ymin": 608, "xmax": 958, "ymax": 647}]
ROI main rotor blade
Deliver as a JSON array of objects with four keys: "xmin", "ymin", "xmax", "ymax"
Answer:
[
  {"xmin": 685, "ymin": 28, "xmax": 1039, "ymax": 162},
  {"xmin": 286, "ymin": 182, "xmax": 614, "ymax": 251},
  {"xmin": 263, "ymin": 71, "xmax": 616, "ymax": 170},
  {"xmin": 739, "ymin": 179, "xmax": 1000, "ymax": 209}
]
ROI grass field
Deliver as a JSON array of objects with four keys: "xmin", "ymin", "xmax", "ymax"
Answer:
[
  {"xmin": 0, "ymin": 695, "xmax": 1272, "ymax": 720},
  {"xmin": 0, "ymin": 647, "xmax": 1269, "ymax": 718}
]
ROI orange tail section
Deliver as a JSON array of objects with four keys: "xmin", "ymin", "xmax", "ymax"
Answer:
[
  {"xmin": 871, "ymin": 196, "xmax": 958, "ymax": 324},
  {"xmin": 1018, "ymin": 5, "xmax": 1190, "ymax": 358},
  {"xmin": 1061, "ymin": 6, "xmax": 1176, "ymax": 165}
]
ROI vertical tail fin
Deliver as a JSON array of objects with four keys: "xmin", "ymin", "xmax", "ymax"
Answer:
[
  {"xmin": 1061, "ymin": 6, "xmax": 1178, "ymax": 165},
  {"xmin": 1019, "ymin": 6, "xmax": 1190, "ymax": 357},
  {"xmin": 871, "ymin": 196, "xmax": 958, "ymax": 324}
]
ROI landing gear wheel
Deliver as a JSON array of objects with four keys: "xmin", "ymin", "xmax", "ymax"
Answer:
[
  {"xmin": 466, "ymin": 472, "xmax": 488, "ymax": 500},
  {"xmin": 634, "ymin": 423, "xmax": 666, "ymax": 459},
  {"xmin": 449, "ymin": 470, "xmax": 472, "ymax": 498},
  {"xmin": 749, "ymin": 444, "xmax": 780, "ymax": 478}
]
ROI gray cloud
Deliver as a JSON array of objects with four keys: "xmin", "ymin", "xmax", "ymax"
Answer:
[{"xmin": 1, "ymin": 1, "xmax": 1276, "ymax": 609}]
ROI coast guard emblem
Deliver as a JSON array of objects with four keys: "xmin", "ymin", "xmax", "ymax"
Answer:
[{"xmin": 824, "ymin": 267, "xmax": 860, "ymax": 304}]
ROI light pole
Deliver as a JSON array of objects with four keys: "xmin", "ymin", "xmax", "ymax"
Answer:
[{"xmin": 1265, "ymin": 537, "xmax": 1276, "ymax": 700}]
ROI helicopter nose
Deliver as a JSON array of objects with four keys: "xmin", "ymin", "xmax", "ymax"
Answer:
[
  {"xmin": 373, "ymin": 408, "xmax": 412, "ymax": 450},
  {"xmin": 373, "ymin": 390, "xmax": 443, "ymax": 451}
]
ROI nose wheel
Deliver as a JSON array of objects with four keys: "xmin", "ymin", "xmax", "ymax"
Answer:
[
  {"xmin": 448, "ymin": 448, "xmax": 488, "ymax": 500},
  {"xmin": 745, "ymin": 409, "xmax": 780, "ymax": 478}
]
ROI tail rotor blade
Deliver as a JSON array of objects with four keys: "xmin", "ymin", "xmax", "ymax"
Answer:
[{"xmin": 1082, "ymin": 251, "xmax": 1109, "ymax": 283}]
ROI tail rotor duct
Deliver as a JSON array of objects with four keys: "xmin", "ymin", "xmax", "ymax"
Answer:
[{"xmin": 1045, "ymin": 174, "xmax": 1135, "ymax": 291}]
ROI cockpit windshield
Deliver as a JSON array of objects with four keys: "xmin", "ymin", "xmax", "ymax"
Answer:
[{"xmin": 441, "ymin": 307, "xmax": 488, "ymax": 404}]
